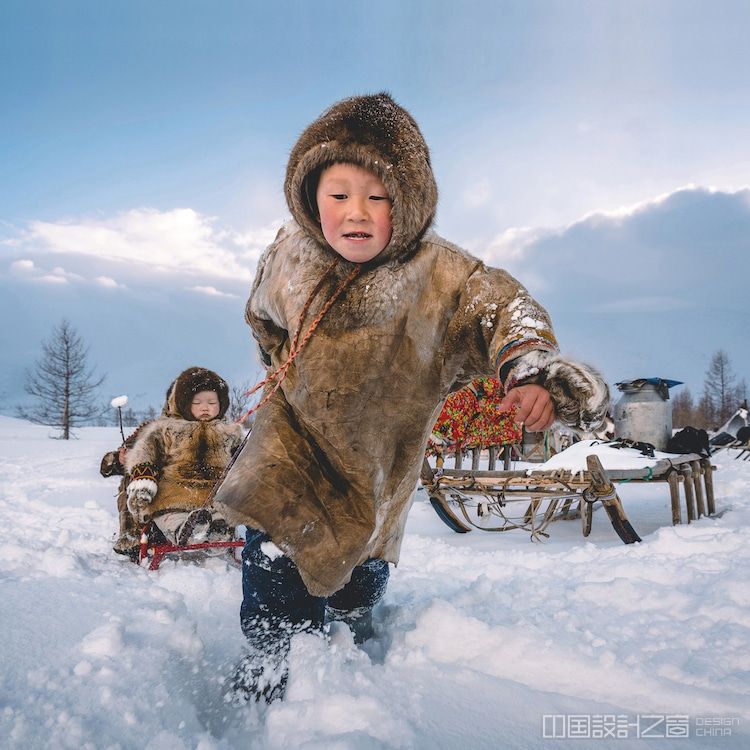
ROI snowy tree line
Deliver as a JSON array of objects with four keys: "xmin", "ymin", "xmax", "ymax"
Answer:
[
  {"xmin": 93, "ymin": 381, "xmax": 256, "ymax": 428},
  {"xmin": 16, "ymin": 320, "xmax": 748, "ymax": 438},
  {"xmin": 671, "ymin": 350, "xmax": 748, "ymax": 430}
]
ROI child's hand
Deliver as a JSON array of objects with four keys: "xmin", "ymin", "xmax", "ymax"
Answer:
[{"xmin": 500, "ymin": 385, "xmax": 555, "ymax": 432}]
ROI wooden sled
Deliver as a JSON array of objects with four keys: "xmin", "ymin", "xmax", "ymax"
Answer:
[
  {"xmin": 422, "ymin": 452, "xmax": 716, "ymax": 543},
  {"xmin": 709, "ymin": 438, "xmax": 750, "ymax": 458}
]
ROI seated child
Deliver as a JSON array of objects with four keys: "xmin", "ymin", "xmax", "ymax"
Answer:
[
  {"xmin": 125, "ymin": 367, "xmax": 244, "ymax": 545},
  {"xmin": 212, "ymin": 93, "xmax": 610, "ymax": 702},
  {"xmin": 100, "ymin": 382, "xmax": 175, "ymax": 556}
]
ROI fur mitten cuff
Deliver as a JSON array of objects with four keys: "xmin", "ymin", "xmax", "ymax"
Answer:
[
  {"xmin": 502, "ymin": 350, "xmax": 610, "ymax": 433},
  {"xmin": 126, "ymin": 477, "xmax": 158, "ymax": 519}
]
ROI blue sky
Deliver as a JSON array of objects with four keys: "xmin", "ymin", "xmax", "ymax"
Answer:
[{"xmin": 2, "ymin": 1, "xmax": 750, "ymax": 414}]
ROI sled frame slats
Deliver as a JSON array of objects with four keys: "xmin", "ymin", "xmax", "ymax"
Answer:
[{"xmin": 422, "ymin": 452, "xmax": 717, "ymax": 543}]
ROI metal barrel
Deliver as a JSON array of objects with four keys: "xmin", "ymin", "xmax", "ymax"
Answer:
[{"xmin": 613, "ymin": 382, "xmax": 672, "ymax": 451}]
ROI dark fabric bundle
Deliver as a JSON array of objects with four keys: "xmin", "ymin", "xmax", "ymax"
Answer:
[{"xmin": 666, "ymin": 426, "xmax": 711, "ymax": 457}]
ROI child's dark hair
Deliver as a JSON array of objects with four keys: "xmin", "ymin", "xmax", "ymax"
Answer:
[{"xmin": 302, "ymin": 165, "xmax": 323, "ymax": 219}]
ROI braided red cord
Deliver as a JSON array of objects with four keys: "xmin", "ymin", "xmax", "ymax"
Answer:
[{"xmin": 236, "ymin": 260, "xmax": 362, "ymax": 423}]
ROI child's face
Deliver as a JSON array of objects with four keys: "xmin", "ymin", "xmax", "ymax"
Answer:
[
  {"xmin": 190, "ymin": 391, "xmax": 220, "ymax": 421},
  {"xmin": 316, "ymin": 163, "xmax": 392, "ymax": 263}
]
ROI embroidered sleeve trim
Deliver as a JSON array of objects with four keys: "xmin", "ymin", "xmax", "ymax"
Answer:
[{"xmin": 129, "ymin": 463, "xmax": 159, "ymax": 482}]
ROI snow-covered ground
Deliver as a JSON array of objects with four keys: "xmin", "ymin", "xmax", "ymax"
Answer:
[{"xmin": 1, "ymin": 415, "xmax": 748, "ymax": 749}]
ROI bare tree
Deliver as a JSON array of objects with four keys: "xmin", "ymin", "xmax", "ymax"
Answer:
[
  {"xmin": 702, "ymin": 350, "xmax": 737, "ymax": 427},
  {"xmin": 122, "ymin": 407, "xmax": 140, "ymax": 428},
  {"xmin": 693, "ymin": 391, "xmax": 714, "ymax": 430},
  {"xmin": 671, "ymin": 386, "xmax": 695, "ymax": 428},
  {"xmin": 228, "ymin": 379, "xmax": 260, "ymax": 429},
  {"xmin": 18, "ymin": 320, "xmax": 105, "ymax": 439},
  {"xmin": 735, "ymin": 378, "xmax": 748, "ymax": 407}
]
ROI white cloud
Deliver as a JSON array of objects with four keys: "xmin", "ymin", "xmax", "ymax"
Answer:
[
  {"xmin": 478, "ymin": 225, "xmax": 552, "ymax": 265},
  {"xmin": 34, "ymin": 274, "xmax": 68, "ymax": 285},
  {"xmin": 188, "ymin": 285, "xmax": 238, "ymax": 299},
  {"xmin": 233, "ymin": 224, "xmax": 282, "ymax": 245},
  {"xmin": 480, "ymin": 184, "xmax": 750, "ymax": 271},
  {"xmin": 229, "ymin": 221, "xmax": 283, "ymax": 262},
  {"xmin": 51, "ymin": 266, "xmax": 83, "ymax": 283},
  {"xmin": 575, "ymin": 184, "xmax": 698, "ymax": 223},
  {"xmin": 10, "ymin": 259, "xmax": 35, "ymax": 274},
  {"xmin": 8, "ymin": 256, "xmax": 125, "ymax": 289},
  {"xmin": 95, "ymin": 276, "xmax": 125, "ymax": 289},
  {"xmin": 24, "ymin": 208, "xmax": 275, "ymax": 280},
  {"xmin": 16, "ymin": 264, "xmax": 83, "ymax": 285}
]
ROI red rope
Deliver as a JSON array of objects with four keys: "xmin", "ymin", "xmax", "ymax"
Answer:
[{"xmin": 236, "ymin": 260, "xmax": 362, "ymax": 423}]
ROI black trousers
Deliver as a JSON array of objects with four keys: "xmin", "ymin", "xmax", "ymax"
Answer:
[{"xmin": 240, "ymin": 528, "xmax": 389, "ymax": 657}]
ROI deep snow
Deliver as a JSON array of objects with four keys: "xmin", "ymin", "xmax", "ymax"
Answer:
[{"xmin": 0, "ymin": 415, "xmax": 748, "ymax": 749}]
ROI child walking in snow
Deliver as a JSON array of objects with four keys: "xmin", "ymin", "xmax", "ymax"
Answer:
[
  {"xmin": 213, "ymin": 93, "xmax": 609, "ymax": 702},
  {"xmin": 125, "ymin": 367, "xmax": 243, "ymax": 546}
]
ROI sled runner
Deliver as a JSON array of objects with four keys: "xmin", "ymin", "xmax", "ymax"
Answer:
[
  {"xmin": 422, "ymin": 451, "xmax": 715, "ymax": 543},
  {"xmin": 726, "ymin": 428, "xmax": 750, "ymax": 461},
  {"xmin": 136, "ymin": 521, "xmax": 244, "ymax": 570}
]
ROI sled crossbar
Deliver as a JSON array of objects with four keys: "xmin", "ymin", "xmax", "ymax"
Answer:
[{"xmin": 140, "ymin": 538, "xmax": 245, "ymax": 570}]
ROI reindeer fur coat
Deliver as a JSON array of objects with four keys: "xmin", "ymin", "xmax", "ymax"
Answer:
[
  {"xmin": 126, "ymin": 367, "xmax": 243, "ymax": 518},
  {"xmin": 214, "ymin": 94, "xmax": 608, "ymax": 596}
]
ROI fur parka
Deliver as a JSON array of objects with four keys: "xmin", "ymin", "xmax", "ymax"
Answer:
[
  {"xmin": 213, "ymin": 93, "xmax": 608, "ymax": 597},
  {"xmin": 126, "ymin": 368, "xmax": 243, "ymax": 518}
]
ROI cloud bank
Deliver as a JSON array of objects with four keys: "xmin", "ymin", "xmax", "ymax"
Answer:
[
  {"xmin": 2, "ymin": 187, "xmax": 749, "ymax": 412},
  {"xmin": 475, "ymin": 185, "xmax": 750, "ymax": 308},
  {"xmin": 463, "ymin": 185, "xmax": 750, "ymax": 387},
  {"xmin": 14, "ymin": 208, "xmax": 282, "ymax": 284}
]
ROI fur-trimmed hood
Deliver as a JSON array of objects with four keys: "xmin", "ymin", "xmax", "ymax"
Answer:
[
  {"xmin": 284, "ymin": 92, "xmax": 438, "ymax": 264},
  {"xmin": 166, "ymin": 367, "xmax": 230, "ymax": 421}
]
